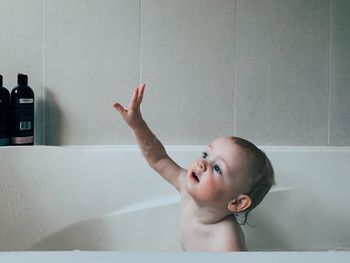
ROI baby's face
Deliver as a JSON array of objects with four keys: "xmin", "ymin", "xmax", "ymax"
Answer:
[{"xmin": 185, "ymin": 137, "xmax": 248, "ymax": 205}]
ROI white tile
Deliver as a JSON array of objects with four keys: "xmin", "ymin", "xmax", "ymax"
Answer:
[
  {"xmin": 141, "ymin": 0, "xmax": 235, "ymax": 144},
  {"xmin": 44, "ymin": 0, "xmax": 139, "ymax": 145},
  {"xmin": 235, "ymin": 0, "xmax": 330, "ymax": 145},
  {"xmin": 329, "ymin": 0, "xmax": 350, "ymax": 145}
]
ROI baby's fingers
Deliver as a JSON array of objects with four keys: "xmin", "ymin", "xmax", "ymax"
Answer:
[
  {"xmin": 137, "ymin": 84, "xmax": 145, "ymax": 106},
  {"xmin": 113, "ymin": 102, "xmax": 126, "ymax": 114},
  {"xmin": 129, "ymin": 86, "xmax": 139, "ymax": 109}
]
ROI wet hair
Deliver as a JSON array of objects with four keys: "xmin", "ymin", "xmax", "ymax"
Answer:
[{"xmin": 231, "ymin": 137, "xmax": 275, "ymax": 225}]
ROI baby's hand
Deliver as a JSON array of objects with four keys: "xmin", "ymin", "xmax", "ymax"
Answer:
[{"xmin": 113, "ymin": 83, "xmax": 146, "ymax": 130}]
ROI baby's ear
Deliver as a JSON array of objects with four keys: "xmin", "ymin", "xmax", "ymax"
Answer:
[{"xmin": 227, "ymin": 194, "xmax": 252, "ymax": 213}]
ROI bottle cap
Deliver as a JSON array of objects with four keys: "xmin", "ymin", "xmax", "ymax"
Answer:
[
  {"xmin": 0, "ymin": 75, "xmax": 2, "ymax": 87},
  {"xmin": 18, "ymin": 74, "xmax": 28, "ymax": 86}
]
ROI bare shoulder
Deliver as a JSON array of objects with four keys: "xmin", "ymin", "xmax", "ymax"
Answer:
[{"xmin": 212, "ymin": 217, "xmax": 247, "ymax": 252}]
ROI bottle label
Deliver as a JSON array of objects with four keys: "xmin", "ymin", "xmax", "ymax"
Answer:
[
  {"xmin": 20, "ymin": 121, "xmax": 32, "ymax": 130},
  {"xmin": 19, "ymin": 98, "xmax": 34, "ymax": 104},
  {"xmin": 11, "ymin": 96, "xmax": 34, "ymax": 141},
  {"xmin": 11, "ymin": 136, "xmax": 34, "ymax": 144},
  {"xmin": 0, "ymin": 138, "xmax": 10, "ymax": 146}
]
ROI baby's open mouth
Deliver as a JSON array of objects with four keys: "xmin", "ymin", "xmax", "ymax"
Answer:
[{"xmin": 190, "ymin": 171, "xmax": 200, "ymax": 183}]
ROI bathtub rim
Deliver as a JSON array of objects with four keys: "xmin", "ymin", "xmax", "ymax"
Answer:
[
  {"xmin": 0, "ymin": 251, "xmax": 349, "ymax": 263},
  {"xmin": 63, "ymin": 144, "xmax": 350, "ymax": 152},
  {"xmin": 1, "ymin": 144, "xmax": 350, "ymax": 153}
]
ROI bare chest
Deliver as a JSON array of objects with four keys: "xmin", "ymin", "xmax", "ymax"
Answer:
[
  {"xmin": 180, "ymin": 207, "xmax": 214, "ymax": 250},
  {"xmin": 179, "ymin": 196, "xmax": 242, "ymax": 251},
  {"xmin": 180, "ymin": 194, "xmax": 246, "ymax": 251}
]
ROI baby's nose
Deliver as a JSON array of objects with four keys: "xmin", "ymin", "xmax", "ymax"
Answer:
[{"xmin": 197, "ymin": 160, "xmax": 207, "ymax": 172}]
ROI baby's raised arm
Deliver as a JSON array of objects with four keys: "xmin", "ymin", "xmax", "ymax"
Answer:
[{"xmin": 113, "ymin": 84, "xmax": 185, "ymax": 191}]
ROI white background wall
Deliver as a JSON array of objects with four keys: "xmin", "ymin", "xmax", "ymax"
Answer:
[{"xmin": 0, "ymin": 0, "xmax": 349, "ymax": 146}]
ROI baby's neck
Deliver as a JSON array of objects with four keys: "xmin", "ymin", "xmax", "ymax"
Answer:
[
  {"xmin": 180, "ymin": 191, "xmax": 245, "ymax": 251},
  {"xmin": 184, "ymin": 194, "xmax": 230, "ymax": 225}
]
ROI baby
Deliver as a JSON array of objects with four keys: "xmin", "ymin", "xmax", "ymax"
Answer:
[{"xmin": 113, "ymin": 84, "xmax": 275, "ymax": 251}]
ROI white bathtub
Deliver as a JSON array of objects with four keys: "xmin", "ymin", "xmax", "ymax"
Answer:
[{"xmin": 0, "ymin": 145, "xmax": 350, "ymax": 256}]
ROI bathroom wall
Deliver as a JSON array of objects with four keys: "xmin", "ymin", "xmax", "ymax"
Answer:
[
  {"xmin": 0, "ymin": 0, "xmax": 349, "ymax": 146},
  {"xmin": 0, "ymin": 0, "xmax": 44, "ymax": 144}
]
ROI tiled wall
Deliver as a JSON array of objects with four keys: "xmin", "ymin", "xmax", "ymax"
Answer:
[
  {"xmin": 0, "ymin": 0, "xmax": 44, "ymax": 144},
  {"xmin": 0, "ymin": 0, "xmax": 349, "ymax": 146}
]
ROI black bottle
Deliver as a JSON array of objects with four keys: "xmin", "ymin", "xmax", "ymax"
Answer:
[
  {"xmin": 10, "ymin": 74, "xmax": 35, "ymax": 145},
  {"xmin": 0, "ymin": 75, "xmax": 11, "ymax": 146}
]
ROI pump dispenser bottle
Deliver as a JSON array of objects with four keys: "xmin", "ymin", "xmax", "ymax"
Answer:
[
  {"xmin": 10, "ymin": 74, "xmax": 34, "ymax": 145},
  {"xmin": 0, "ymin": 75, "xmax": 10, "ymax": 146}
]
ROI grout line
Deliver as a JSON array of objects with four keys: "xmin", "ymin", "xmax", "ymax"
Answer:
[
  {"xmin": 42, "ymin": 0, "xmax": 45, "ymax": 145},
  {"xmin": 139, "ymin": 0, "xmax": 142, "ymax": 85},
  {"xmin": 328, "ymin": 0, "xmax": 332, "ymax": 145},
  {"xmin": 233, "ymin": 0, "xmax": 237, "ymax": 135}
]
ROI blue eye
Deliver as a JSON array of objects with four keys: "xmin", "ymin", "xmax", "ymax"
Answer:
[
  {"xmin": 202, "ymin": 152, "xmax": 208, "ymax": 159},
  {"xmin": 213, "ymin": 164, "xmax": 223, "ymax": 175}
]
